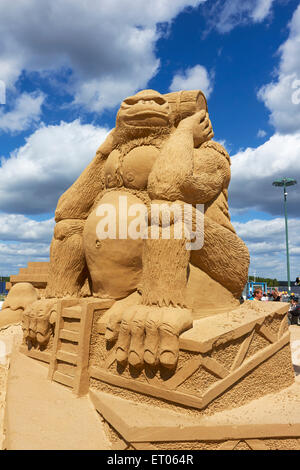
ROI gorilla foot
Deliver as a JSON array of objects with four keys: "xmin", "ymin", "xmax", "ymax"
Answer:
[{"xmin": 106, "ymin": 301, "xmax": 193, "ymax": 370}]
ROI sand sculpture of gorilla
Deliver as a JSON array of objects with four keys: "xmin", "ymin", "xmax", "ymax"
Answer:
[{"xmin": 41, "ymin": 89, "xmax": 249, "ymax": 369}]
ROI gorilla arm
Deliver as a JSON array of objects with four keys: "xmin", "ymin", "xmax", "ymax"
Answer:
[
  {"xmin": 46, "ymin": 129, "xmax": 115, "ymax": 298},
  {"xmin": 147, "ymin": 111, "xmax": 229, "ymax": 204},
  {"xmin": 55, "ymin": 128, "xmax": 115, "ymax": 221},
  {"xmin": 181, "ymin": 141, "xmax": 231, "ymax": 205}
]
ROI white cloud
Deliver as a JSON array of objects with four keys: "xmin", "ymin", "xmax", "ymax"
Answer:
[
  {"xmin": 0, "ymin": 214, "xmax": 54, "ymax": 243},
  {"xmin": 169, "ymin": 65, "xmax": 213, "ymax": 98},
  {"xmin": 0, "ymin": 214, "xmax": 54, "ymax": 274},
  {"xmin": 257, "ymin": 129, "xmax": 267, "ymax": 138},
  {"xmin": 0, "ymin": 92, "xmax": 45, "ymax": 133},
  {"xmin": 0, "ymin": 120, "xmax": 109, "ymax": 214},
  {"xmin": 233, "ymin": 217, "xmax": 300, "ymax": 280},
  {"xmin": 258, "ymin": 5, "xmax": 300, "ymax": 133},
  {"xmin": 251, "ymin": 0, "xmax": 274, "ymax": 22},
  {"xmin": 203, "ymin": 0, "xmax": 275, "ymax": 33},
  {"xmin": 234, "ymin": 218, "xmax": 300, "ymax": 244},
  {"xmin": 0, "ymin": 0, "xmax": 207, "ymax": 112},
  {"xmin": 229, "ymin": 132, "xmax": 300, "ymax": 216}
]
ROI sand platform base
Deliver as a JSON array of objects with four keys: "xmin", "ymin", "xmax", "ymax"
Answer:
[
  {"xmin": 90, "ymin": 301, "xmax": 300, "ymax": 450},
  {"xmin": 90, "ymin": 383, "xmax": 300, "ymax": 450},
  {"xmin": 15, "ymin": 299, "xmax": 300, "ymax": 450}
]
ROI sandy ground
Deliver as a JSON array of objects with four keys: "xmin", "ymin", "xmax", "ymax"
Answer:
[
  {"xmin": 0, "ymin": 324, "xmax": 23, "ymax": 449},
  {"xmin": 0, "ymin": 323, "xmax": 300, "ymax": 449},
  {"xmin": 4, "ymin": 352, "xmax": 111, "ymax": 450}
]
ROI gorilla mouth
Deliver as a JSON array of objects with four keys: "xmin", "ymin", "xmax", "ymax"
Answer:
[{"xmin": 124, "ymin": 111, "xmax": 169, "ymax": 126}]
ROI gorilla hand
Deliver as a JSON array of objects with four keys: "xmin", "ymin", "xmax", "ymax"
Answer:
[
  {"xmin": 105, "ymin": 302, "xmax": 192, "ymax": 370},
  {"xmin": 22, "ymin": 299, "xmax": 57, "ymax": 348},
  {"xmin": 178, "ymin": 110, "xmax": 214, "ymax": 147}
]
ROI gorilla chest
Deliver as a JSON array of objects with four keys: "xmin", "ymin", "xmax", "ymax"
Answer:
[{"xmin": 104, "ymin": 145, "xmax": 159, "ymax": 190}]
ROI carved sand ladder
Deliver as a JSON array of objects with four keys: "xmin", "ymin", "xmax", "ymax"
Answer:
[{"xmin": 48, "ymin": 299, "xmax": 94, "ymax": 397}]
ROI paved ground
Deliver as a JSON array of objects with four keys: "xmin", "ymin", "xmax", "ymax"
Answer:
[{"xmin": 4, "ymin": 351, "xmax": 111, "ymax": 450}]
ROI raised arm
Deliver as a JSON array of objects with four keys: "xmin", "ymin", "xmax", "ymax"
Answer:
[
  {"xmin": 55, "ymin": 128, "xmax": 115, "ymax": 221},
  {"xmin": 148, "ymin": 111, "xmax": 227, "ymax": 204},
  {"xmin": 181, "ymin": 141, "xmax": 231, "ymax": 205}
]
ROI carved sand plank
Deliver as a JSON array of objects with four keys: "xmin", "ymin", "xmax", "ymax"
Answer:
[
  {"xmin": 56, "ymin": 350, "xmax": 77, "ymax": 365},
  {"xmin": 278, "ymin": 315, "xmax": 288, "ymax": 340},
  {"xmin": 59, "ymin": 329, "xmax": 79, "ymax": 342},
  {"xmin": 105, "ymin": 349, "xmax": 117, "ymax": 369},
  {"xmin": 258, "ymin": 324, "xmax": 277, "ymax": 344},
  {"xmin": 128, "ymin": 422, "xmax": 300, "ymax": 443},
  {"xmin": 245, "ymin": 439, "xmax": 269, "ymax": 450},
  {"xmin": 132, "ymin": 442, "xmax": 157, "ymax": 450},
  {"xmin": 73, "ymin": 301, "xmax": 95, "ymax": 396},
  {"xmin": 89, "ymin": 366, "xmax": 204, "ymax": 409},
  {"xmin": 217, "ymin": 440, "xmax": 238, "ymax": 450},
  {"xmin": 48, "ymin": 299, "xmax": 65, "ymax": 380},
  {"xmin": 89, "ymin": 389, "xmax": 300, "ymax": 443},
  {"xmin": 111, "ymin": 441, "xmax": 129, "ymax": 450},
  {"xmin": 179, "ymin": 320, "xmax": 259, "ymax": 354},
  {"xmin": 62, "ymin": 306, "xmax": 82, "ymax": 319},
  {"xmin": 231, "ymin": 329, "xmax": 255, "ymax": 371},
  {"xmin": 202, "ymin": 357, "xmax": 230, "ymax": 379},
  {"xmin": 201, "ymin": 332, "xmax": 289, "ymax": 408},
  {"xmin": 89, "ymin": 389, "xmax": 130, "ymax": 441},
  {"xmin": 164, "ymin": 357, "xmax": 203, "ymax": 390}
]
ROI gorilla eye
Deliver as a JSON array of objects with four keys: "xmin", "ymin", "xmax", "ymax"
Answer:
[
  {"xmin": 153, "ymin": 97, "xmax": 166, "ymax": 105},
  {"xmin": 123, "ymin": 97, "xmax": 138, "ymax": 106}
]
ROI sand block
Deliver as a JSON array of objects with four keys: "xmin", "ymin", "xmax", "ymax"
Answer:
[
  {"xmin": 89, "ymin": 384, "xmax": 300, "ymax": 450},
  {"xmin": 91, "ymin": 301, "xmax": 294, "ymax": 414}
]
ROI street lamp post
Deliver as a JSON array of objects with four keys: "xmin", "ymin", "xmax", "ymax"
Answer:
[{"xmin": 272, "ymin": 177, "xmax": 297, "ymax": 293}]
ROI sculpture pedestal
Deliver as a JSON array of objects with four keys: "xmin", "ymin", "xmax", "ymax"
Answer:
[
  {"xmin": 20, "ymin": 299, "xmax": 300, "ymax": 450},
  {"xmin": 89, "ymin": 382, "xmax": 300, "ymax": 450},
  {"xmin": 91, "ymin": 301, "xmax": 300, "ymax": 450}
]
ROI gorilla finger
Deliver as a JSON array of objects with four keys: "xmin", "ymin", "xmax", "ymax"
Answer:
[
  {"xmin": 105, "ymin": 307, "xmax": 125, "ymax": 342},
  {"xmin": 28, "ymin": 316, "xmax": 37, "ymax": 335},
  {"xmin": 144, "ymin": 308, "xmax": 162, "ymax": 366},
  {"xmin": 159, "ymin": 308, "xmax": 192, "ymax": 369},
  {"xmin": 128, "ymin": 308, "xmax": 149, "ymax": 368},
  {"xmin": 116, "ymin": 308, "xmax": 136, "ymax": 365},
  {"xmin": 158, "ymin": 321, "xmax": 179, "ymax": 370},
  {"xmin": 36, "ymin": 318, "xmax": 51, "ymax": 345}
]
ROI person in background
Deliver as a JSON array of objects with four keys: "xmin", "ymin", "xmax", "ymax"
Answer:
[
  {"xmin": 288, "ymin": 297, "xmax": 300, "ymax": 326},
  {"xmin": 253, "ymin": 288, "xmax": 263, "ymax": 301},
  {"xmin": 261, "ymin": 292, "xmax": 268, "ymax": 301},
  {"xmin": 282, "ymin": 291, "xmax": 289, "ymax": 302},
  {"xmin": 267, "ymin": 291, "xmax": 273, "ymax": 301},
  {"xmin": 272, "ymin": 288, "xmax": 282, "ymax": 302}
]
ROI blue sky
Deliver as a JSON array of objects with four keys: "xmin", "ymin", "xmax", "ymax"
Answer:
[{"xmin": 0, "ymin": 0, "xmax": 299, "ymax": 281}]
